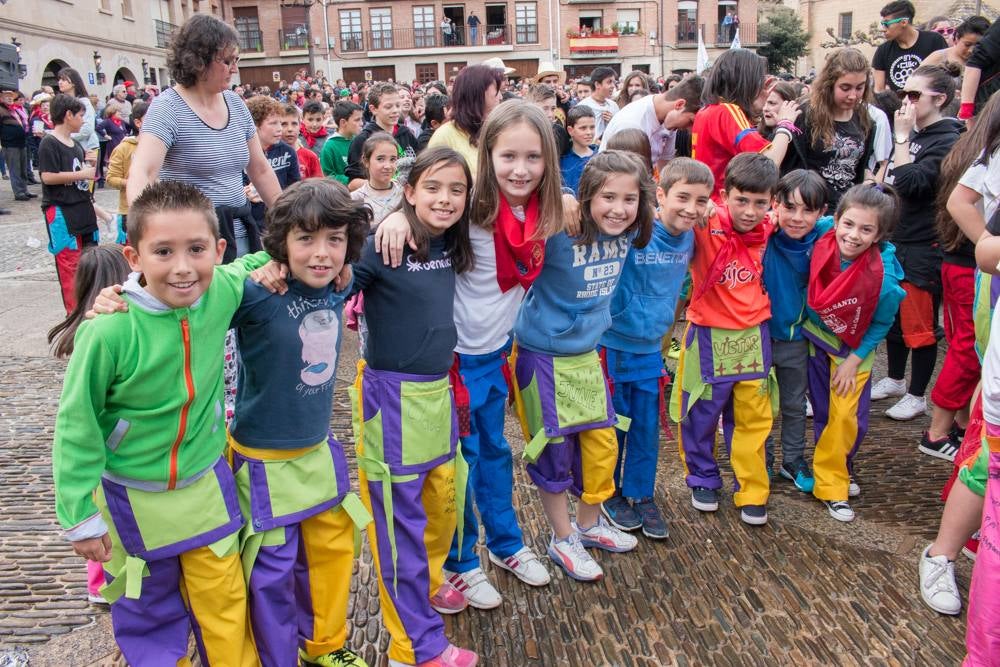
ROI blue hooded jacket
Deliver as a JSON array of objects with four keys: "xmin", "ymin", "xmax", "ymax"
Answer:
[{"xmin": 763, "ymin": 216, "xmax": 833, "ymax": 342}]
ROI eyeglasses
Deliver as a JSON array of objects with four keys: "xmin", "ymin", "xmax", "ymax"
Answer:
[
  {"xmin": 880, "ymin": 16, "xmax": 907, "ymax": 28},
  {"xmin": 935, "ymin": 27, "xmax": 956, "ymax": 36},
  {"xmin": 896, "ymin": 89, "xmax": 940, "ymax": 102},
  {"xmin": 216, "ymin": 55, "xmax": 241, "ymax": 68}
]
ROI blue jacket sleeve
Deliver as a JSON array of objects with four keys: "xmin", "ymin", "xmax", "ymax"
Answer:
[{"xmin": 852, "ymin": 279, "xmax": 905, "ymax": 360}]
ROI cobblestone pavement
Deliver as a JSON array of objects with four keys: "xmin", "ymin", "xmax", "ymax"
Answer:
[{"xmin": 0, "ymin": 185, "xmax": 971, "ymax": 665}]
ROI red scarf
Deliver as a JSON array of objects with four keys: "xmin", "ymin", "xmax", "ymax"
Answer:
[
  {"xmin": 694, "ymin": 207, "xmax": 770, "ymax": 302},
  {"xmin": 807, "ymin": 230, "xmax": 884, "ymax": 349},
  {"xmin": 494, "ymin": 194, "xmax": 546, "ymax": 292},
  {"xmin": 109, "ymin": 116, "xmax": 122, "ymax": 128},
  {"xmin": 300, "ymin": 125, "xmax": 328, "ymax": 148}
]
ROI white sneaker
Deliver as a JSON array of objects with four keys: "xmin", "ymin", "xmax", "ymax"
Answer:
[
  {"xmin": 848, "ymin": 477, "xmax": 861, "ymax": 498},
  {"xmin": 824, "ymin": 500, "xmax": 855, "ymax": 522},
  {"xmin": 547, "ymin": 532, "xmax": 603, "ymax": 581},
  {"xmin": 885, "ymin": 393, "xmax": 927, "ymax": 421},
  {"xmin": 919, "ymin": 545, "xmax": 961, "ymax": 615},
  {"xmin": 444, "ymin": 567, "xmax": 502, "ymax": 610},
  {"xmin": 870, "ymin": 377, "xmax": 906, "ymax": 401},
  {"xmin": 805, "ymin": 396, "xmax": 814, "ymax": 418},
  {"xmin": 573, "ymin": 516, "xmax": 638, "ymax": 553},
  {"xmin": 488, "ymin": 546, "xmax": 551, "ymax": 586}
]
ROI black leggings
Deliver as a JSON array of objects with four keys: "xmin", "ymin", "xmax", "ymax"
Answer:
[{"xmin": 887, "ymin": 339, "xmax": 937, "ymax": 397}]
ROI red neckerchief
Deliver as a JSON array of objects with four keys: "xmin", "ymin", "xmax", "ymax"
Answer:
[
  {"xmin": 494, "ymin": 194, "xmax": 546, "ymax": 292},
  {"xmin": 300, "ymin": 125, "xmax": 328, "ymax": 148},
  {"xmin": 807, "ymin": 230, "xmax": 884, "ymax": 349},
  {"xmin": 694, "ymin": 206, "xmax": 770, "ymax": 302},
  {"xmin": 109, "ymin": 116, "xmax": 123, "ymax": 128}
]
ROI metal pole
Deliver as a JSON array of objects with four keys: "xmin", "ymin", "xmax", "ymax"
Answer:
[
  {"xmin": 305, "ymin": 1, "xmax": 315, "ymax": 75},
  {"xmin": 321, "ymin": 0, "xmax": 332, "ymax": 79}
]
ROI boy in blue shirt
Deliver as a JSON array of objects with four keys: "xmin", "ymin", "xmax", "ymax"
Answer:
[
  {"xmin": 598, "ymin": 158, "xmax": 712, "ymax": 539},
  {"xmin": 560, "ymin": 105, "xmax": 597, "ymax": 195},
  {"xmin": 761, "ymin": 170, "xmax": 832, "ymax": 491}
]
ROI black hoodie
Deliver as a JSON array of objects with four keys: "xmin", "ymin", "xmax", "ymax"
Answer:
[
  {"xmin": 885, "ymin": 117, "xmax": 963, "ymax": 247},
  {"xmin": 344, "ymin": 120, "xmax": 419, "ymax": 182}
]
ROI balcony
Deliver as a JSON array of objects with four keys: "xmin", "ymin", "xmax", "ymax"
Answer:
[
  {"xmin": 237, "ymin": 29, "xmax": 264, "ymax": 54},
  {"xmin": 674, "ymin": 22, "xmax": 759, "ymax": 47},
  {"xmin": 354, "ymin": 24, "xmax": 512, "ymax": 52},
  {"xmin": 154, "ymin": 19, "xmax": 177, "ymax": 49},
  {"xmin": 280, "ymin": 27, "xmax": 309, "ymax": 51},
  {"xmin": 568, "ymin": 32, "xmax": 619, "ymax": 54}
]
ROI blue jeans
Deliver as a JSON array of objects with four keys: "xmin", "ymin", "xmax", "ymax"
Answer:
[
  {"xmin": 611, "ymin": 376, "xmax": 661, "ymax": 500},
  {"xmin": 470, "ymin": 26, "xmax": 478, "ymax": 44},
  {"xmin": 446, "ymin": 349, "xmax": 524, "ymax": 572}
]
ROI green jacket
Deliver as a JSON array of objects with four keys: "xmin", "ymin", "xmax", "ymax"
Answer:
[
  {"xmin": 53, "ymin": 252, "xmax": 269, "ymax": 540},
  {"xmin": 320, "ymin": 133, "xmax": 353, "ymax": 184}
]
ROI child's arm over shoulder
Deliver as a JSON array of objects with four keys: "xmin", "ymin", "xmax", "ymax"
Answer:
[
  {"xmin": 230, "ymin": 278, "xmax": 279, "ymax": 330},
  {"xmin": 53, "ymin": 320, "xmax": 119, "ymax": 541},
  {"xmin": 349, "ymin": 236, "xmax": 380, "ymax": 294}
]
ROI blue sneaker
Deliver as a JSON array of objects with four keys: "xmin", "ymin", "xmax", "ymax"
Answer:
[
  {"xmin": 601, "ymin": 494, "xmax": 641, "ymax": 531},
  {"xmin": 690, "ymin": 486, "xmax": 719, "ymax": 512},
  {"xmin": 633, "ymin": 498, "xmax": 668, "ymax": 540},
  {"xmin": 794, "ymin": 469, "xmax": 815, "ymax": 493}
]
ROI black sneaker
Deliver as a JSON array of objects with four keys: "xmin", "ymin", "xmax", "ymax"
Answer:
[
  {"xmin": 919, "ymin": 431, "xmax": 959, "ymax": 462},
  {"xmin": 633, "ymin": 498, "xmax": 669, "ymax": 539},
  {"xmin": 949, "ymin": 423, "xmax": 966, "ymax": 444},
  {"xmin": 740, "ymin": 504, "xmax": 768, "ymax": 525},
  {"xmin": 601, "ymin": 494, "xmax": 641, "ymax": 531},
  {"xmin": 778, "ymin": 462, "xmax": 796, "ymax": 482},
  {"xmin": 690, "ymin": 486, "xmax": 719, "ymax": 512}
]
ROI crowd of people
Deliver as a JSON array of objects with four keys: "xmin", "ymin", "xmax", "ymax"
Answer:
[{"xmin": 15, "ymin": 1, "xmax": 1000, "ymax": 665}]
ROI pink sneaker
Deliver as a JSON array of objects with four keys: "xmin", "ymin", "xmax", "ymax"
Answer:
[
  {"xmin": 426, "ymin": 645, "xmax": 478, "ymax": 667},
  {"xmin": 430, "ymin": 579, "xmax": 468, "ymax": 614}
]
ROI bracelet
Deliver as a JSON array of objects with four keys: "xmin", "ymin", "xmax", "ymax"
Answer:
[
  {"xmin": 776, "ymin": 120, "xmax": 801, "ymax": 135},
  {"xmin": 773, "ymin": 127, "xmax": 794, "ymax": 142},
  {"xmin": 959, "ymin": 102, "xmax": 975, "ymax": 120}
]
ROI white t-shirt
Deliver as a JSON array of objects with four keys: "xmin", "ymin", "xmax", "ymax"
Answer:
[
  {"xmin": 576, "ymin": 96, "xmax": 620, "ymax": 139},
  {"xmin": 599, "ymin": 95, "xmax": 677, "ymax": 168},
  {"xmin": 454, "ymin": 222, "xmax": 526, "ymax": 355},
  {"xmin": 958, "ymin": 150, "xmax": 1000, "ymax": 222},
  {"xmin": 867, "ymin": 104, "xmax": 893, "ymax": 169}
]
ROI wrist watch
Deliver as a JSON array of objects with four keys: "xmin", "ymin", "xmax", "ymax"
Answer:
[{"xmin": 894, "ymin": 135, "xmax": 909, "ymax": 144}]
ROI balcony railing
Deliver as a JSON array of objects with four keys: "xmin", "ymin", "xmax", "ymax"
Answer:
[
  {"xmin": 280, "ymin": 27, "xmax": 309, "ymax": 51},
  {"xmin": 237, "ymin": 29, "xmax": 264, "ymax": 53},
  {"xmin": 154, "ymin": 19, "xmax": 177, "ymax": 49},
  {"xmin": 356, "ymin": 24, "xmax": 512, "ymax": 52},
  {"xmin": 568, "ymin": 33, "xmax": 619, "ymax": 54},
  {"xmin": 675, "ymin": 22, "xmax": 759, "ymax": 46}
]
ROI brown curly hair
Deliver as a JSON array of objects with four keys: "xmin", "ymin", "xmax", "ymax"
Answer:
[
  {"xmin": 167, "ymin": 14, "xmax": 239, "ymax": 87},
  {"xmin": 263, "ymin": 180, "xmax": 370, "ymax": 266}
]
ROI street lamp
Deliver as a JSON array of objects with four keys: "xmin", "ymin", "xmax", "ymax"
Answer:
[
  {"xmin": 93, "ymin": 50, "xmax": 106, "ymax": 85},
  {"xmin": 10, "ymin": 36, "xmax": 20, "ymax": 53}
]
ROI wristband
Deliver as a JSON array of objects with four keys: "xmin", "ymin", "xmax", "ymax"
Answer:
[
  {"xmin": 773, "ymin": 127, "xmax": 794, "ymax": 142},
  {"xmin": 776, "ymin": 120, "xmax": 801, "ymax": 134},
  {"xmin": 959, "ymin": 102, "xmax": 975, "ymax": 120}
]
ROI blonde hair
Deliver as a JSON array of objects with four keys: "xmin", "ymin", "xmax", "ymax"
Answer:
[
  {"xmin": 471, "ymin": 99, "xmax": 563, "ymax": 239},
  {"xmin": 808, "ymin": 48, "xmax": 873, "ymax": 149}
]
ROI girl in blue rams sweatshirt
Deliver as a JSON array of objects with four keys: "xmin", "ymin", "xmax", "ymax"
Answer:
[
  {"xmin": 597, "ymin": 158, "xmax": 713, "ymax": 540},
  {"xmin": 510, "ymin": 150, "xmax": 653, "ymax": 582},
  {"xmin": 762, "ymin": 170, "xmax": 832, "ymax": 492}
]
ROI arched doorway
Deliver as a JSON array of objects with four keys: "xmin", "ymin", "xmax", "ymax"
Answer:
[
  {"xmin": 114, "ymin": 67, "xmax": 138, "ymax": 87},
  {"xmin": 41, "ymin": 59, "xmax": 70, "ymax": 89}
]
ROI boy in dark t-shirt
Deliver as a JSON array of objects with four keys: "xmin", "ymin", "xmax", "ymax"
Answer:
[
  {"xmin": 872, "ymin": 0, "xmax": 947, "ymax": 91},
  {"xmin": 38, "ymin": 93, "xmax": 97, "ymax": 314}
]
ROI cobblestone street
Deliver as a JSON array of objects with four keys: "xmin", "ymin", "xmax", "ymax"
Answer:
[{"xmin": 0, "ymin": 187, "xmax": 972, "ymax": 665}]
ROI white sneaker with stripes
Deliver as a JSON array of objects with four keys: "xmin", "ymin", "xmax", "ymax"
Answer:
[
  {"xmin": 443, "ymin": 567, "xmax": 501, "ymax": 610},
  {"xmin": 488, "ymin": 546, "xmax": 551, "ymax": 586}
]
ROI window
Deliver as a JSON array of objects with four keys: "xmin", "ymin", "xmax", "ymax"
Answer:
[
  {"xmin": 121, "ymin": 0, "xmax": 133, "ymax": 17},
  {"xmin": 370, "ymin": 8, "xmax": 393, "ymax": 50},
  {"xmin": 416, "ymin": 63, "xmax": 438, "ymax": 84},
  {"xmin": 677, "ymin": 3, "xmax": 697, "ymax": 43},
  {"xmin": 838, "ymin": 12, "xmax": 853, "ymax": 39},
  {"xmin": 281, "ymin": 4, "xmax": 308, "ymax": 49},
  {"xmin": 515, "ymin": 2, "xmax": 537, "ymax": 44},
  {"xmin": 340, "ymin": 9, "xmax": 363, "ymax": 52},
  {"xmin": 616, "ymin": 9, "xmax": 639, "ymax": 34},
  {"xmin": 578, "ymin": 9, "xmax": 602, "ymax": 33},
  {"xmin": 233, "ymin": 7, "xmax": 262, "ymax": 52},
  {"xmin": 99, "ymin": 0, "xmax": 111, "ymax": 12},
  {"xmin": 413, "ymin": 6, "xmax": 437, "ymax": 47}
]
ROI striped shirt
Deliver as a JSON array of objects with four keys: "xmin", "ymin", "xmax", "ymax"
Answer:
[{"xmin": 141, "ymin": 88, "xmax": 256, "ymax": 208}]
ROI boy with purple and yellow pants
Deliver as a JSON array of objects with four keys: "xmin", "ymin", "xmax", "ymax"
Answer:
[{"xmin": 670, "ymin": 206, "xmax": 776, "ymax": 525}]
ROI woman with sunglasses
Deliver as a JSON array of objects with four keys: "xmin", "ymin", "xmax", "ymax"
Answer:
[
  {"xmin": 924, "ymin": 16, "xmax": 991, "ymax": 74},
  {"xmin": 127, "ymin": 13, "xmax": 280, "ymax": 260},
  {"xmin": 924, "ymin": 16, "xmax": 956, "ymax": 46},
  {"xmin": 871, "ymin": 64, "xmax": 963, "ymax": 424}
]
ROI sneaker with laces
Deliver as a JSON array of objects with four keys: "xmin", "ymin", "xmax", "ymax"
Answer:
[
  {"xmin": 574, "ymin": 516, "xmax": 638, "ymax": 552},
  {"xmin": 443, "ymin": 567, "xmax": 501, "ymax": 610},
  {"xmin": 779, "ymin": 463, "xmax": 815, "ymax": 493},
  {"xmin": 870, "ymin": 376, "xmax": 906, "ymax": 401},
  {"xmin": 389, "ymin": 644, "xmax": 478, "ymax": 667},
  {"xmin": 824, "ymin": 499, "xmax": 855, "ymax": 522},
  {"xmin": 950, "ymin": 423, "xmax": 966, "ymax": 444},
  {"xmin": 848, "ymin": 477, "xmax": 860, "ymax": 497},
  {"xmin": 488, "ymin": 546, "xmax": 551, "ymax": 586},
  {"xmin": 963, "ymin": 532, "xmax": 980, "ymax": 561},
  {"xmin": 633, "ymin": 498, "xmax": 668, "ymax": 539},
  {"xmin": 667, "ymin": 337, "xmax": 681, "ymax": 360},
  {"xmin": 430, "ymin": 579, "xmax": 468, "ymax": 615},
  {"xmin": 691, "ymin": 486, "xmax": 719, "ymax": 512},
  {"xmin": 300, "ymin": 647, "xmax": 369, "ymax": 666},
  {"xmin": 919, "ymin": 545, "xmax": 961, "ymax": 615},
  {"xmin": 547, "ymin": 532, "xmax": 603, "ymax": 581},
  {"xmin": 885, "ymin": 393, "xmax": 926, "ymax": 421},
  {"xmin": 601, "ymin": 494, "xmax": 641, "ymax": 531},
  {"xmin": 918, "ymin": 431, "xmax": 959, "ymax": 462},
  {"xmin": 740, "ymin": 504, "xmax": 768, "ymax": 525}
]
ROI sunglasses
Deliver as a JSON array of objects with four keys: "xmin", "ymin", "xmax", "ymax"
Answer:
[
  {"xmin": 934, "ymin": 27, "xmax": 956, "ymax": 36},
  {"xmin": 896, "ymin": 89, "xmax": 940, "ymax": 102},
  {"xmin": 880, "ymin": 16, "xmax": 907, "ymax": 27}
]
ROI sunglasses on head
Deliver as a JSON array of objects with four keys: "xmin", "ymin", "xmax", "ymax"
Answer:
[
  {"xmin": 880, "ymin": 16, "xmax": 908, "ymax": 27},
  {"xmin": 896, "ymin": 89, "xmax": 939, "ymax": 102}
]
